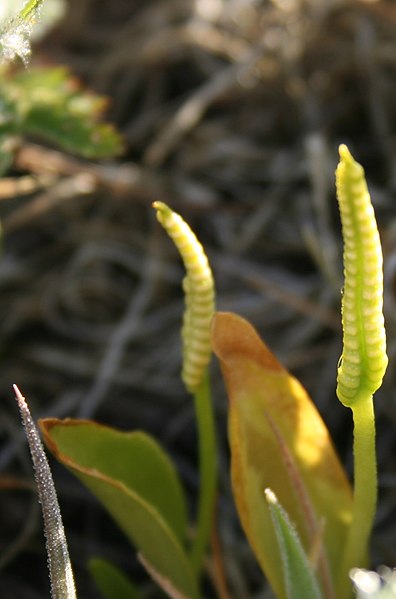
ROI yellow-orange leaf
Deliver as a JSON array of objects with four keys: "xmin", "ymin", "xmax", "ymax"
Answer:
[{"xmin": 211, "ymin": 312, "xmax": 353, "ymax": 599}]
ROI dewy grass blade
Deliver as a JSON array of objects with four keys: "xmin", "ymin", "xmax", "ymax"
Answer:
[
  {"xmin": 19, "ymin": 0, "xmax": 44, "ymax": 20},
  {"xmin": 265, "ymin": 489, "xmax": 324, "ymax": 599},
  {"xmin": 0, "ymin": 0, "xmax": 45, "ymax": 64},
  {"xmin": 14, "ymin": 385, "xmax": 77, "ymax": 599}
]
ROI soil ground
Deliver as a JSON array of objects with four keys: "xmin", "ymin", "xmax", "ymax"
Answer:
[{"xmin": 1, "ymin": 1, "xmax": 396, "ymax": 598}]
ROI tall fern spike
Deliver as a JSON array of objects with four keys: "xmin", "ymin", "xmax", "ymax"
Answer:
[
  {"xmin": 153, "ymin": 201, "xmax": 215, "ymax": 392},
  {"xmin": 14, "ymin": 385, "xmax": 77, "ymax": 599},
  {"xmin": 335, "ymin": 144, "xmax": 388, "ymax": 407},
  {"xmin": 334, "ymin": 145, "xmax": 388, "ymax": 597}
]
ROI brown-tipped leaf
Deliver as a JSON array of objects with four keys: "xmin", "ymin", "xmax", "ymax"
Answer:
[{"xmin": 211, "ymin": 312, "xmax": 352, "ymax": 599}]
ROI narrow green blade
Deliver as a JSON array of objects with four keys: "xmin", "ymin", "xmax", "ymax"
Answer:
[{"xmin": 265, "ymin": 489, "xmax": 324, "ymax": 599}]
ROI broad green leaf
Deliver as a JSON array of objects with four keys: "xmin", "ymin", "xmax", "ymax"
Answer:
[
  {"xmin": 265, "ymin": 489, "xmax": 324, "ymax": 599},
  {"xmin": 211, "ymin": 312, "xmax": 353, "ymax": 599},
  {"xmin": 40, "ymin": 419, "xmax": 199, "ymax": 599},
  {"xmin": 41, "ymin": 420, "xmax": 187, "ymax": 541},
  {"xmin": 88, "ymin": 557, "xmax": 141, "ymax": 599}
]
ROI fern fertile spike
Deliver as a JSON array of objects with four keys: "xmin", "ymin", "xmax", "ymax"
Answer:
[
  {"xmin": 153, "ymin": 202, "xmax": 215, "ymax": 392},
  {"xmin": 335, "ymin": 145, "xmax": 388, "ymax": 407}
]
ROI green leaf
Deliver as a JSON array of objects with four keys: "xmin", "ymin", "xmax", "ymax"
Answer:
[
  {"xmin": 88, "ymin": 557, "xmax": 141, "ymax": 599},
  {"xmin": 24, "ymin": 103, "xmax": 123, "ymax": 158},
  {"xmin": 0, "ymin": 66, "xmax": 123, "ymax": 159},
  {"xmin": 0, "ymin": 88, "xmax": 20, "ymax": 175},
  {"xmin": 265, "ymin": 489, "xmax": 324, "ymax": 599},
  {"xmin": 40, "ymin": 419, "xmax": 199, "ymax": 599},
  {"xmin": 41, "ymin": 419, "xmax": 187, "ymax": 540}
]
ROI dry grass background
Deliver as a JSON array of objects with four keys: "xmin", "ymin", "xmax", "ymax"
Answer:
[{"xmin": 1, "ymin": 0, "xmax": 396, "ymax": 597}]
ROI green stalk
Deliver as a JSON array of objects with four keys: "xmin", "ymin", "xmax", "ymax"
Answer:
[
  {"xmin": 191, "ymin": 370, "xmax": 217, "ymax": 573},
  {"xmin": 335, "ymin": 145, "xmax": 387, "ymax": 598},
  {"xmin": 153, "ymin": 202, "xmax": 217, "ymax": 576},
  {"xmin": 336, "ymin": 396, "xmax": 376, "ymax": 598}
]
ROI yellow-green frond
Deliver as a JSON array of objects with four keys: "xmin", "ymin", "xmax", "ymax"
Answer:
[
  {"xmin": 153, "ymin": 202, "xmax": 215, "ymax": 392},
  {"xmin": 335, "ymin": 145, "xmax": 388, "ymax": 407}
]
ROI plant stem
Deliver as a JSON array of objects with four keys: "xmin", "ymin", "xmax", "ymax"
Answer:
[
  {"xmin": 191, "ymin": 370, "xmax": 217, "ymax": 574},
  {"xmin": 211, "ymin": 518, "xmax": 233, "ymax": 599},
  {"xmin": 337, "ymin": 395, "xmax": 377, "ymax": 599}
]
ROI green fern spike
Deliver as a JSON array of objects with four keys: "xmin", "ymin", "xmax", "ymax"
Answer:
[
  {"xmin": 154, "ymin": 202, "xmax": 217, "ymax": 574},
  {"xmin": 335, "ymin": 144, "xmax": 388, "ymax": 408},
  {"xmin": 153, "ymin": 202, "xmax": 215, "ymax": 393}
]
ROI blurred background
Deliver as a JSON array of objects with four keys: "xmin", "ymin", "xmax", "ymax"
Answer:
[{"xmin": 1, "ymin": 0, "xmax": 396, "ymax": 597}]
